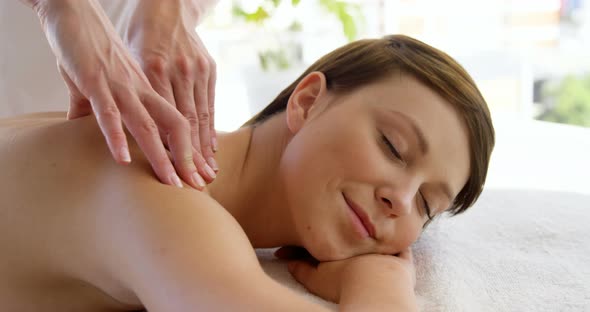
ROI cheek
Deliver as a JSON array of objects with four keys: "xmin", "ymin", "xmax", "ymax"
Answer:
[
  {"xmin": 380, "ymin": 217, "xmax": 424, "ymax": 254},
  {"xmin": 280, "ymin": 123, "xmax": 350, "ymax": 188},
  {"xmin": 306, "ymin": 235, "xmax": 350, "ymax": 261},
  {"xmin": 395, "ymin": 221, "xmax": 423, "ymax": 250},
  {"xmin": 278, "ymin": 127, "xmax": 360, "ymax": 259},
  {"xmin": 278, "ymin": 128, "xmax": 335, "ymax": 228}
]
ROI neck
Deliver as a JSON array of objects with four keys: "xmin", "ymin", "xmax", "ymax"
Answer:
[{"xmin": 206, "ymin": 113, "xmax": 300, "ymax": 248}]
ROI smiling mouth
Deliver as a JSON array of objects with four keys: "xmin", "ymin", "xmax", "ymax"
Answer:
[{"xmin": 343, "ymin": 193, "xmax": 376, "ymax": 239}]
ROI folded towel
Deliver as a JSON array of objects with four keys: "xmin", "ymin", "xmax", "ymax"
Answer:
[{"xmin": 258, "ymin": 188, "xmax": 590, "ymax": 311}]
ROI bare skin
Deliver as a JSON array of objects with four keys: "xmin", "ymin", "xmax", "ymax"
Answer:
[
  {"xmin": 19, "ymin": 0, "xmax": 220, "ymax": 188},
  {"xmin": 0, "ymin": 73, "xmax": 469, "ymax": 311}
]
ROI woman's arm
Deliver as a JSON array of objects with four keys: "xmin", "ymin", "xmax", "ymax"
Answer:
[
  {"xmin": 339, "ymin": 267, "xmax": 419, "ymax": 312},
  {"xmin": 283, "ymin": 248, "xmax": 419, "ymax": 312},
  {"xmin": 81, "ymin": 174, "xmax": 330, "ymax": 311}
]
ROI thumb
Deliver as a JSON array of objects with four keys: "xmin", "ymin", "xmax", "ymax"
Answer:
[
  {"xmin": 67, "ymin": 98, "xmax": 93, "ymax": 120},
  {"xmin": 57, "ymin": 63, "xmax": 93, "ymax": 119}
]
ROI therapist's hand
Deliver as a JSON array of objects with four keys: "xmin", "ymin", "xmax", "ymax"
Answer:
[
  {"xmin": 30, "ymin": 0, "xmax": 208, "ymax": 189},
  {"xmin": 124, "ymin": 0, "xmax": 218, "ymax": 180}
]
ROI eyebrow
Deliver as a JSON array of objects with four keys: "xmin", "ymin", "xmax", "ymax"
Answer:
[
  {"xmin": 387, "ymin": 110, "xmax": 429, "ymax": 155},
  {"xmin": 387, "ymin": 110, "xmax": 456, "ymax": 205}
]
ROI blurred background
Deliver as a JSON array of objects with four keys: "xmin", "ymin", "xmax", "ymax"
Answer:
[
  {"xmin": 198, "ymin": 0, "xmax": 590, "ymax": 194},
  {"xmin": 199, "ymin": 0, "xmax": 590, "ymax": 130},
  {"xmin": 1, "ymin": 0, "xmax": 588, "ymax": 195}
]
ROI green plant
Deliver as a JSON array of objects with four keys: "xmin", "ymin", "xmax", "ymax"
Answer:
[
  {"xmin": 537, "ymin": 74, "xmax": 590, "ymax": 127},
  {"xmin": 232, "ymin": 0, "xmax": 363, "ymax": 71},
  {"xmin": 318, "ymin": 0, "xmax": 361, "ymax": 42}
]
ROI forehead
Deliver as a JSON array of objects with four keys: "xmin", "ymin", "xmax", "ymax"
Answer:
[{"xmin": 351, "ymin": 74, "xmax": 471, "ymax": 198}]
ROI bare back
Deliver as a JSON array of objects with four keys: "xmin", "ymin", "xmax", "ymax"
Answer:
[
  {"xmin": 0, "ymin": 112, "xmax": 295, "ymax": 311},
  {"xmin": 0, "ymin": 112, "xmax": 146, "ymax": 311}
]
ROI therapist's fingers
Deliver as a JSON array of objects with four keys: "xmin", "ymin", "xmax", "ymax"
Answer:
[
  {"xmin": 126, "ymin": 14, "xmax": 219, "ymax": 183},
  {"xmin": 189, "ymin": 46, "xmax": 217, "ymax": 173},
  {"xmin": 207, "ymin": 59, "xmax": 218, "ymax": 153},
  {"xmin": 140, "ymin": 57, "xmax": 212, "ymax": 183},
  {"xmin": 130, "ymin": 89, "xmax": 206, "ymax": 190},
  {"xmin": 188, "ymin": 33, "xmax": 217, "ymax": 160},
  {"xmin": 36, "ymin": 0, "xmax": 204, "ymax": 189},
  {"xmin": 193, "ymin": 67, "xmax": 216, "ymax": 175},
  {"xmin": 112, "ymin": 88, "xmax": 180, "ymax": 187},
  {"xmin": 86, "ymin": 81, "xmax": 131, "ymax": 166},
  {"xmin": 143, "ymin": 65, "xmax": 176, "ymax": 149},
  {"xmin": 171, "ymin": 75, "xmax": 212, "ymax": 183},
  {"xmin": 68, "ymin": 96, "xmax": 93, "ymax": 119}
]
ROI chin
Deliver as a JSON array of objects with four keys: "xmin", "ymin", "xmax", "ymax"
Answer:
[
  {"xmin": 309, "ymin": 248, "xmax": 349, "ymax": 262},
  {"xmin": 304, "ymin": 234, "xmax": 355, "ymax": 262}
]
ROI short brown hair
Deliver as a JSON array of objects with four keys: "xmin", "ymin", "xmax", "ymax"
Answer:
[{"xmin": 243, "ymin": 34, "xmax": 495, "ymax": 217}]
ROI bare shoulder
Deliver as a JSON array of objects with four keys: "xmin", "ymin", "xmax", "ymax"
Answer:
[
  {"xmin": 0, "ymin": 111, "xmax": 66, "ymax": 127},
  {"xmin": 87, "ymin": 174, "xmax": 266, "ymax": 310},
  {"xmin": 0, "ymin": 113, "xmax": 266, "ymax": 310}
]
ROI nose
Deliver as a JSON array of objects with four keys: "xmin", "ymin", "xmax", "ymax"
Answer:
[{"xmin": 375, "ymin": 176, "xmax": 420, "ymax": 218}]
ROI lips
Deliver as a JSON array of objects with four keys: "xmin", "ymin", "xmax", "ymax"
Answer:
[{"xmin": 343, "ymin": 193, "xmax": 376, "ymax": 239}]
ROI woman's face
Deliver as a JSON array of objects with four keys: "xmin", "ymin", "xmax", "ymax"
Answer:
[{"xmin": 279, "ymin": 72, "xmax": 470, "ymax": 261}]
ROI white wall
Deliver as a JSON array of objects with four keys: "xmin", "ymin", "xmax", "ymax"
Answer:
[{"xmin": 0, "ymin": 1, "xmax": 68, "ymax": 117}]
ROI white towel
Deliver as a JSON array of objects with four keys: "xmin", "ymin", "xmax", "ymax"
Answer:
[{"xmin": 257, "ymin": 188, "xmax": 590, "ymax": 311}]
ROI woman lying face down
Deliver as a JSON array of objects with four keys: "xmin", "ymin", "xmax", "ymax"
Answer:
[{"xmin": 0, "ymin": 35, "xmax": 494, "ymax": 311}]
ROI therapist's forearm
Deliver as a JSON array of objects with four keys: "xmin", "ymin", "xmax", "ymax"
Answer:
[
  {"xmin": 18, "ymin": 0, "xmax": 44, "ymax": 8},
  {"xmin": 127, "ymin": 0, "xmax": 219, "ymax": 27},
  {"xmin": 182, "ymin": 0, "xmax": 220, "ymax": 25},
  {"xmin": 19, "ymin": 0, "xmax": 76, "ymax": 10}
]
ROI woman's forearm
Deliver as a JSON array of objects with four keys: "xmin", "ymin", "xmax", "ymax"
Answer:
[{"xmin": 339, "ymin": 267, "xmax": 419, "ymax": 312}]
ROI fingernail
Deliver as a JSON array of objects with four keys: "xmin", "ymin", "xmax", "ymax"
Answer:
[
  {"xmin": 170, "ymin": 173, "xmax": 183, "ymax": 188},
  {"xmin": 212, "ymin": 137, "xmax": 218, "ymax": 152},
  {"xmin": 207, "ymin": 157, "xmax": 219, "ymax": 171},
  {"xmin": 120, "ymin": 146, "xmax": 131, "ymax": 163},
  {"xmin": 204, "ymin": 164, "xmax": 216, "ymax": 179},
  {"xmin": 192, "ymin": 172, "xmax": 206, "ymax": 188}
]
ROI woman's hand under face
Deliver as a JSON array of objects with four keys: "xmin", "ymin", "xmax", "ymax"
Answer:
[{"xmin": 274, "ymin": 246, "xmax": 416, "ymax": 303}]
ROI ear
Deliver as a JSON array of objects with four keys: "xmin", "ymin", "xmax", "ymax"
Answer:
[{"xmin": 285, "ymin": 71, "xmax": 328, "ymax": 134}]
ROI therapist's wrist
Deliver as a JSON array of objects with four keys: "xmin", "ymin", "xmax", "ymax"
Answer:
[
  {"xmin": 23, "ymin": 0, "xmax": 80, "ymax": 15},
  {"xmin": 181, "ymin": 0, "xmax": 218, "ymax": 25},
  {"xmin": 134, "ymin": 0, "xmax": 194, "ymax": 25},
  {"xmin": 30, "ymin": 0, "xmax": 103, "ymax": 31},
  {"xmin": 124, "ymin": 0, "xmax": 213, "ymax": 41}
]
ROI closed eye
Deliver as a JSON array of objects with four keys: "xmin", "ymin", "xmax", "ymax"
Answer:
[
  {"xmin": 381, "ymin": 132, "xmax": 432, "ymax": 220},
  {"xmin": 381, "ymin": 133, "xmax": 402, "ymax": 160},
  {"xmin": 420, "ymin": 191, "xmax": 433, "ymax": 221}
]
